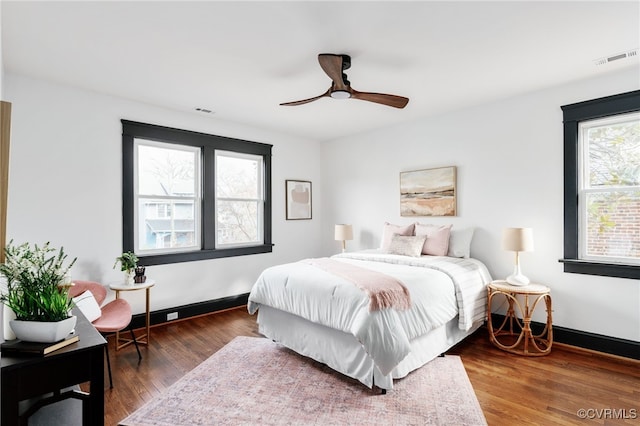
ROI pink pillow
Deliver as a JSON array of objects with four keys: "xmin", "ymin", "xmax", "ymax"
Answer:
[
  {"xmin": 414, "ymin": 223, "xmax": 452, "ymax": 256},
  {"xmin": 380, "ymin": 222, "xmax": 415, "ymax": 250}
]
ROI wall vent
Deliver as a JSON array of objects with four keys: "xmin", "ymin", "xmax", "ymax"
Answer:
[{"xmin": 594, "ymin": 48, "xmax": 639, "ymax": 66}]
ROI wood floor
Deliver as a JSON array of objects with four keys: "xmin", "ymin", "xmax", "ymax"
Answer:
[{"xmin": 101, "ymin": 308, "xmax": 639, "ymax": 426}]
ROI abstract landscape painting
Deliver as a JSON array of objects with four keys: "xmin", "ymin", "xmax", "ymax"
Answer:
[{"xmin": 400, "ymin": 166, "xmax": 457, "ymax": 216}]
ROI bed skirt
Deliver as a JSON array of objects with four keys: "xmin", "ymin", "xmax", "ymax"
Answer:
[{"xmin": 256, "ymin": 305, "xmax": 482, "ymax": 390}]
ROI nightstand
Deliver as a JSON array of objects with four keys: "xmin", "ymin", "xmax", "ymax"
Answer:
[{"xmin": 487, "ymin": 280, "xmax": 553, "ymax": 356}]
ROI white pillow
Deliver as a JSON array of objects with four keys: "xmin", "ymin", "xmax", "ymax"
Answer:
[
  {"xmin": 387, "ymin": 234, "xmax": 426, "ymax": 258},
  {"xmin": 447, "ymin": 227, "xmax": 475, "ymax": 258},
  {"xmin": 72, "ymin": 290, "xmax": 102, "ymax": 323}
]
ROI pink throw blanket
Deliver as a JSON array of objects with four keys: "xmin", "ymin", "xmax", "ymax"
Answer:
[{"xmin": 304, "ymin": 258, "xmax": 412, "ymax": 311}]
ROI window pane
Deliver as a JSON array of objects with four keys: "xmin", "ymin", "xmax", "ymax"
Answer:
[
  {"xmin": 584, "ymin": 191, "xmax": 640, "ymax": 261},
  {"xmin": 585, "ymin": 115, "xmax": 640, "ymax": 188},
  {"xmin": 216, "ymin": 155, "xmax": 259, "ymax": 199},
  {"xmin": 217, "ymin": 200, "xmax": 259, "ymax": 245},
  {"xmin": 138, "ymin": 143, "xmax": 197, "ymax": 196},
  {"xmin": 138, "ymin": 199, "xmax": 197, "ymax": 251}
]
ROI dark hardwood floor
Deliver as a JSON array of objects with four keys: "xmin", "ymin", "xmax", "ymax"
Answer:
[{"xmin": 101, "ymin": 308, "xmax": 639, "ymax": 425}]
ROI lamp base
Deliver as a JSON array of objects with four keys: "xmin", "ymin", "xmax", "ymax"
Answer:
[
  {"xmin": 506, "ymin": 273, "xmax": 530, "ymax": 286},
  {"xmin": 506, "ymin": 262, "xmax": 530, "ymax": 286}
]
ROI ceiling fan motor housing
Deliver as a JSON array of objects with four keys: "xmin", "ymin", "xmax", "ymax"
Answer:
[{"xmin": 340, "ymin": 54, "xmax": 351, "ymax": 70}]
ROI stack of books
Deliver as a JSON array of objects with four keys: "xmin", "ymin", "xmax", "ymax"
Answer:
[{"xmin": 1, "ymin": 334, "xmax": 79, "ymax": 356}]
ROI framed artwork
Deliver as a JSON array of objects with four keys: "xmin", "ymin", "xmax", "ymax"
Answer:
[
  {"xmin": 286, "ymin": 180, "xmax": 312, "ymax": 220},
  {"xmin": 400, "ymin": 166, "xmax": 457, "ymax": 216}
]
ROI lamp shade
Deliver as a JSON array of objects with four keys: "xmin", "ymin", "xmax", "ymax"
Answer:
[
  {"xmin": 502, "ymin": 228, "xmax": 534, "ymax": 252},
  {"xmin": 334, "ymin": 224, "xmax": 353, "ymax": 241}
]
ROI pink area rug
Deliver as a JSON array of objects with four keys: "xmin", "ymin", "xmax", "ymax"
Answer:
[{"xmin": 120, "ymin": 336, "xmax": 486, "ymax": 425}]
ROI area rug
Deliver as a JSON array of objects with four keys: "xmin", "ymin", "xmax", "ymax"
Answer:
[{"xmin": 120, "ymin": 336, "xmax": 486, "ymax": 426}]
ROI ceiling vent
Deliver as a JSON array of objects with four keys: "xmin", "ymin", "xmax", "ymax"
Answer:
[{"xmin": 594, "ymin": 48, "xmax": 639, "ymax": 66}]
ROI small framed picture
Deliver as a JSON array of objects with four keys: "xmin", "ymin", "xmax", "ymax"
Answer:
[{"xmin": 286, "ymin": 180, "xmax": 312, "ymax": 220}]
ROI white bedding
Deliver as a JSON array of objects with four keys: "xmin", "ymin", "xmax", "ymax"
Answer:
[{"xmin": 248, "ymin": 250, "xmax": 491, "ymax": 376}]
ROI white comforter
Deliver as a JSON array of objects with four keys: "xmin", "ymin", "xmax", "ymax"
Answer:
[{"xmin": 247, "ymin": 251, "xmax": 491, "ymax": 375}]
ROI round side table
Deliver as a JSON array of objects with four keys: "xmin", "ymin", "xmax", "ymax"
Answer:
[
  {"xmin": 109, "ymin": 279, "xmax": 155, "ymax": 351},
  {"xmin": 487, "ymin": 280, "xmax": 553, "ymax": 356}
]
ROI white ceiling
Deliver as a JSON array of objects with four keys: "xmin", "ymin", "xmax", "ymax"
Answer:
[{"xmin": 2, "ymin": 1, "xmax": 639, "ymax": 142}]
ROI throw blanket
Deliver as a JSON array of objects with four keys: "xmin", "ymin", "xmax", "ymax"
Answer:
[{"xmin": 303, "ymin": 258, "xmax": 412, "ymax": 312}]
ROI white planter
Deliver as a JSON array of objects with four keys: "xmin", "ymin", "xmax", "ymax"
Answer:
[
  {"xmin": 2, "ymin": 305, "xmax": 17, "ymax": 340},
  {"xmin": 9, "ymin": 316, "xmax": 77, "ymax": 343}
]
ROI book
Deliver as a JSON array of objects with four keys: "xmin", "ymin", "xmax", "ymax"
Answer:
[{"xmin": 1, "ymin": 334, "xmax": 80, "ymax": 356}]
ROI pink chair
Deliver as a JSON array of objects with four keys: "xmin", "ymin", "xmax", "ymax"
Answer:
[{"xmin": 69, "ymin": 280, "xmax": 141, "ymax": 388}]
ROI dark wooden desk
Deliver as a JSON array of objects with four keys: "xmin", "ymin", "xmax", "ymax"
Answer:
[{"xmin": 1, "ymin": 310, "xmax": 107, "ymax": 425}]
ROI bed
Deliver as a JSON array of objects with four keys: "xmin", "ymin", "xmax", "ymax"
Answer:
[{"xmin": 247, "ymin": 248, "xmax": 492, "ymax": 391}]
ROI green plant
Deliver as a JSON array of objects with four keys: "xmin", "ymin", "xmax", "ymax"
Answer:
[
  {"xmin": 0, "ymin": 241, "xmax": 77, "ymax": 322},
  {"xmin": 114, "ymin": 251, "xmax": 138, "ymax": 272}
]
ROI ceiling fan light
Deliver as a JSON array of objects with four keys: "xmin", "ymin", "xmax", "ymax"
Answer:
[{"xmin": 330, "ymin": 90, "xmax": 351, "ymax": 100}]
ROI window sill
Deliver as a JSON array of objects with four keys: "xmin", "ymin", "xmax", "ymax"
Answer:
[
  {"xmin": 559, "ymin": 259, "xmax": 639, "ymax": 279},
  {"xmin": 139, "ymin": 244, "xmax": 274, "ymax": 266}
]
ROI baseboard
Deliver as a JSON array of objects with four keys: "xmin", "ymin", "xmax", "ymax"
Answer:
[
  {"xmin": 490, "ymin": 313, "xmax": 639, "ymax": 360},
  {"xmin": 130, "ymin": 293, "xmax": 249, "ymax": 330},
  {"xmin": 132, "ymin": 300, "xmax": 637, "ymax": 360}
]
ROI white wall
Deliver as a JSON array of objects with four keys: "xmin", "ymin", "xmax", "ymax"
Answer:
[
  {"xmin": 4, "ymin": 73, "xmax": 324, "ymax": 315},
  {"xmin": 321, "ymin": 66, "xmax": 640, "ymax": 342}
]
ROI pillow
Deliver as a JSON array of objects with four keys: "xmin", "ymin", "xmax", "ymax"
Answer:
[
  {"xmin": 447, "ymin": 227, "xmax": 475, "ymax": 258},
  {"xmin": 387, "ymin": 234, "xmax": 427, "ymax": 258},
  {"xmin": 380, "ymin": 222, "xmax": 415, "ymax": 250},
  {"xmin": 414, "ymin": 223, "xmax": 452, "ymax": 256},
  {"xmin": 72, "ymin": 290, "xmax": 102, "ymax": 323}
]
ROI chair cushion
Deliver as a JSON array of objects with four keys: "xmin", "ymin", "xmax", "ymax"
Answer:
[
  {"xmin": 92, "ymin": 299, "xmax": 132, "ymax": 333},
  {"xmin": 72, "ymin": 291, "xmax": 102, "ymax": 323},
  {"xmin": 68, "ymin": 281, "xmax": 107, "ymax": 306}
]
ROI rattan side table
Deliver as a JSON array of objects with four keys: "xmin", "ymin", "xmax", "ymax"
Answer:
[{"xmin": 487, "ymin": 280, "xmax": 553, "ymax": 356}]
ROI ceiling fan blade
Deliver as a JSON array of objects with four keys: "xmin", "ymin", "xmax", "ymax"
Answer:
[
  {"xmin": 280, "ymin": 87, "xmax": 331, "ymax": 106},
  {"xmin": 318, "ymin": 54, "xmax": 348, "ymax": 91},
  {"xmin": 350, "ymin": 89, "xmax": 409, "ymax": 109}
]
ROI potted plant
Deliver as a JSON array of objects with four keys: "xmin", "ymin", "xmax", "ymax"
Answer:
[
  {"xmin": 114, "ymin": 251, "xmax": 138, "ymax": 285},
  {"xmin": 0, "ymin": 241, "xmax": 77, "ymax": 342}
]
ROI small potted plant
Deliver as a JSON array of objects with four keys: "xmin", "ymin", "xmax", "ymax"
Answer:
[
  {"xmin": 0, "ymin": 241, "xmax": 77, "ymax": 342},
  {"xmin": 114, "ymin": 251, "xmax": 138, "ymax": 285}
]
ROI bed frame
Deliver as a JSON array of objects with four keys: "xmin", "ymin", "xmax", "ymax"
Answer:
[{"xmin": 256, "ymin": 305, "xmax": 483, "ymax": 391}]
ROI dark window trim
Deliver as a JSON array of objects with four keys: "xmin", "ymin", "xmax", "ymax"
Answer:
[
  {"xmin": 560, "ymin": 90, "xmax": 640, "ymax": 279},
  {"xmin": 122, "ymin": 120, "xmax": 273, "ymax": 266}
]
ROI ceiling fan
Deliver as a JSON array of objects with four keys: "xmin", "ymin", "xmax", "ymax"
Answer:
[{"xmin": 280, "ymin": 54, "xmax": 409, "ymax": 109}]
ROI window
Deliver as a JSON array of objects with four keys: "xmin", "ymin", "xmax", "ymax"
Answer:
[
  {"xmin": 136, "ymin": 141, "xmax": 200, "ymax": 253},
  {"xmin": 215, "ymin": 151, "xmax": 264, "ymax": 247},
  {"xmin": 122, "ymin": 121, "xmax": 272, "ymax": 265},
  {"xmin": 561, "ymin": 90, "xmax": 640, "ymax": 279}
]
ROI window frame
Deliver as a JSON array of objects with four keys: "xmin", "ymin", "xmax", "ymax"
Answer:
[
  {"xmin": 560, "ymin": 90, "xmax": 640, "ymax": 279},
  {"xmin": 122, "ymin": 120, "xmax": 273, "ymax": 266}
]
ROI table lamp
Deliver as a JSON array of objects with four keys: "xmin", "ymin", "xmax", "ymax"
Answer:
[
  {"xmin": 334, "ymin": 224, "xmax": 353, "ymax": 253},
  {"xmin": 502, "ymin": 227, "xmax": 534, "ymax": 286}
]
